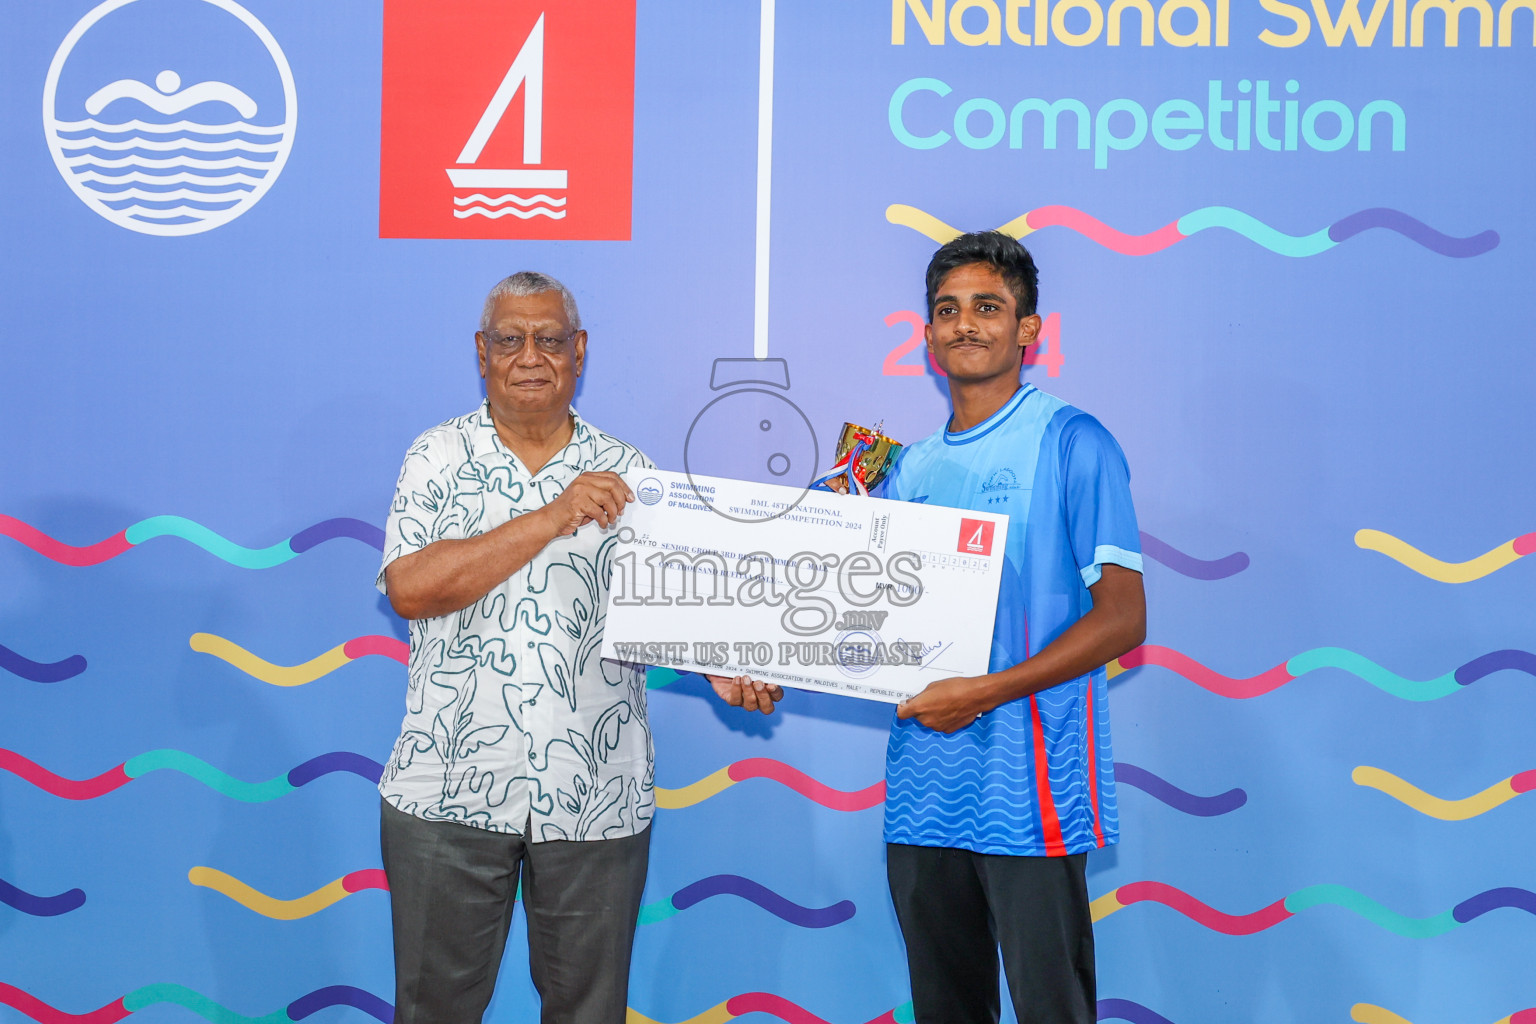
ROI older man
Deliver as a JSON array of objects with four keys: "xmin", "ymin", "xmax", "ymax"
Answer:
[{"xmin": 376, "ymin": 271, "xmax": 779, "ymax": 1024}]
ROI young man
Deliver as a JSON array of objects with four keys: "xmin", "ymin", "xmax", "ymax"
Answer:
[{"xmin": 882, "ymin": 233, "xmax": 1146, "ymax": 1024}]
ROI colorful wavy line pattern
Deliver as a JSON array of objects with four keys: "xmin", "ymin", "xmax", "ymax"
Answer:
[
  {"xmin": 626, "ymin": 996, "xmax": 1181, "ymax": 1024},
  {"xmin": 1138, "ymin": 533, "xmax": 1248, "ymax": 580},
  {"xmin": 657, "ymin": 758, "xmax": 886, "ymax": 812},
  {"xmin": 1353, "ymin": 765, "xmax": 1536, "ymax": 820},
  {"xmin": 1107, "ymin": 644, "xmax": 1536, "ymax": 701},
  {"xmin": 0, "ymin": 983, "xmax": 392, "ymax": 1024},
  {"xmin": 1355, "ymin": 528, "xmax": 1536, "ymax": 582},
  {"xmin": 638, "ymin": 874, "xmax": 856, "ymax": 929},
  {"xmin": 192, "ymin": 864, "xmax": 850, "ymax": 929},
  {"xmin": 627, "ymin": 995, "xmax": 912, "ymax": 1024},
  {"xmin": 190, "ymin": 633, "xmax": 408, "ymax": 685},
  {"xmin": 1352, "ymin": 1004, "xmax": 1536, "ymax": 1024},
  {"xmin": 189, "ymin": 867, "xmax": 388, "ymax": 919},
  {"xmin": 1090, "ymin": 881, "xmax": 1536, "ymax": 936},
  {"xmin": 0, "ymin": 983, "xmax": 1193, "ymax": 1024},
  {"xmin": 0, "ymin": 876, "xmax": 86, "ymax": 917},
  {"xmin": 647, "ymin": 667, "xmax": 689, "ymax": 690},
  {"xmin": 0, "ymin": 514, "xmax": 382, "ymax": 568},
  {"xmin": 0, "ymin": 748, "xmax": 382, "ymax": 800},
  {"xmin": 1113, "ymin": 763, "xmax": 1246, "ymax": 817},
  {"xmin": 886, "ymin": 204, "xmax": 1499, "ymax": 258},
  {"xmin": 0, "ymin": 643, "xmax": 86, "ymax": 682},
  {"xmin": 656, "ymin": 757, "xmax": 1242, "ymax": 816},
  {"xmin": 1098, "ymin": 1001, "xmax": 1178, "ymax": 1024}
]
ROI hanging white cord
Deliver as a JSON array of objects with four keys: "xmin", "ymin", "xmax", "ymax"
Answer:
[{"xmin": 752, "ymin": 0, "xmax": 775, "ymax": 360}]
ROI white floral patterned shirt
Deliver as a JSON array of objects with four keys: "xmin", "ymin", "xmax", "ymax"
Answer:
[{"xmin": 376, "ymin": 403, "xmax": 655, "ymax": 840}]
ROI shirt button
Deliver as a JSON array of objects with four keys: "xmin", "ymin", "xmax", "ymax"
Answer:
[{"xmin": 526, "ymin": 641, "xmax": 534, "ymax": 649}]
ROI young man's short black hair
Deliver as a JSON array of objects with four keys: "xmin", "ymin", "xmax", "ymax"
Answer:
[{"xmin": 925, "ymin": 231, "xmax": 1040, "ymax": 320}]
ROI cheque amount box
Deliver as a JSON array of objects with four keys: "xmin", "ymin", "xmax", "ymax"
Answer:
[{"xmin": 601, "ymin": 469, "xmax": 1008, "ymax": 703}]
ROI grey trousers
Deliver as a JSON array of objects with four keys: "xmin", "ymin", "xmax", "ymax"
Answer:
[
  {"xmin": 887, "ymin": 844, "xmax": 1096, "ymax": 1024},
  {"xmin": 380, "ymin": 799, "xmax": 651, "ymax": 1024}
]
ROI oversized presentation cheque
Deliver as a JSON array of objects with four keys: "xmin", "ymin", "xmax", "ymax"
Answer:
[{"xmin": 600, "ymin": 469, "xmax": 1009, "ymax": 703}]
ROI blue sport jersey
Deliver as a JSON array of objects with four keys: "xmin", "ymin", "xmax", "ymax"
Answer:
[{"xmin": 882, "ymin": 383, "xmax": 1142, "ymax": 856}]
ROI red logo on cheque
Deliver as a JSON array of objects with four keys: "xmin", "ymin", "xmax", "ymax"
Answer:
[
  {"xmin": 958, "ymin": 519, "xmax": 995, "ymax": 556},
  {"xmin": 380, "ymin": 1, "xmax": 635, "ymax": 240}
]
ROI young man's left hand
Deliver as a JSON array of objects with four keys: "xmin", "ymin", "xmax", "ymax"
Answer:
[{"xmin": 897, "ymin": 675, "xmax": 991, "ymax": 733}]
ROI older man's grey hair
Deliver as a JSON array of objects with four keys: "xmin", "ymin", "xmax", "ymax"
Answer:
[{"xmin": 478, "ymin": 271, "xmax": 582, "ymax": 332}]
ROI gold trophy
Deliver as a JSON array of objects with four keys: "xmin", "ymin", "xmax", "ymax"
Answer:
[{"xmin": 812, "ymin": 421, "xmax": 902, "ymax": 495}]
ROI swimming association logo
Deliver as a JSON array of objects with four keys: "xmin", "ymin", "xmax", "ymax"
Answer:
[
  {"xmin": 379, "ymin": 1, "xmax": 636, "ymax": 240},
  {"xmin": 43, "ymin": 0, "xmax": 297, "ymax": 236},
  {"xmin": 636, "ymin": 477, "xmax": 664, "ymax": 507}
]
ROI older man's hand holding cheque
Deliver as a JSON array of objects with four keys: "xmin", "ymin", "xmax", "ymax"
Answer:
[
  {"xmin": 542, "ymin": 469, "xmax": 784, "ymax": 714},
  {"xmin": 598, "ymin": 468, "xmax": 1008, "ymax": 707}
]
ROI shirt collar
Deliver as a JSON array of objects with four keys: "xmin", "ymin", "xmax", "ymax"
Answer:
[
  {"xmin": 943, "ymin": 383, "xmax": 1036, "ymax": 446},
  {"xmin": 469, "ymin": 401, "xmax": 592, "ymax": 476}
]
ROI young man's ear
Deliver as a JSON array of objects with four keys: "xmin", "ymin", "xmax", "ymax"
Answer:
[{"xmin": 1017, "ymin": 314, "xmax": 1043, "ymax": 349}]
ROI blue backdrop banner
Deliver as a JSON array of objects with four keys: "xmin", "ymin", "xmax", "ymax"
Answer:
[{"xmin": 2, "ymin": 2, "xmax": 1533, "ymax": 1023}]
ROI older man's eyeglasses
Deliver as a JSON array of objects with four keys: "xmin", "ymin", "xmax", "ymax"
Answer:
[{"xmin": 482, "ymin": 331, "xmax": 575, "ymax": 356}]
